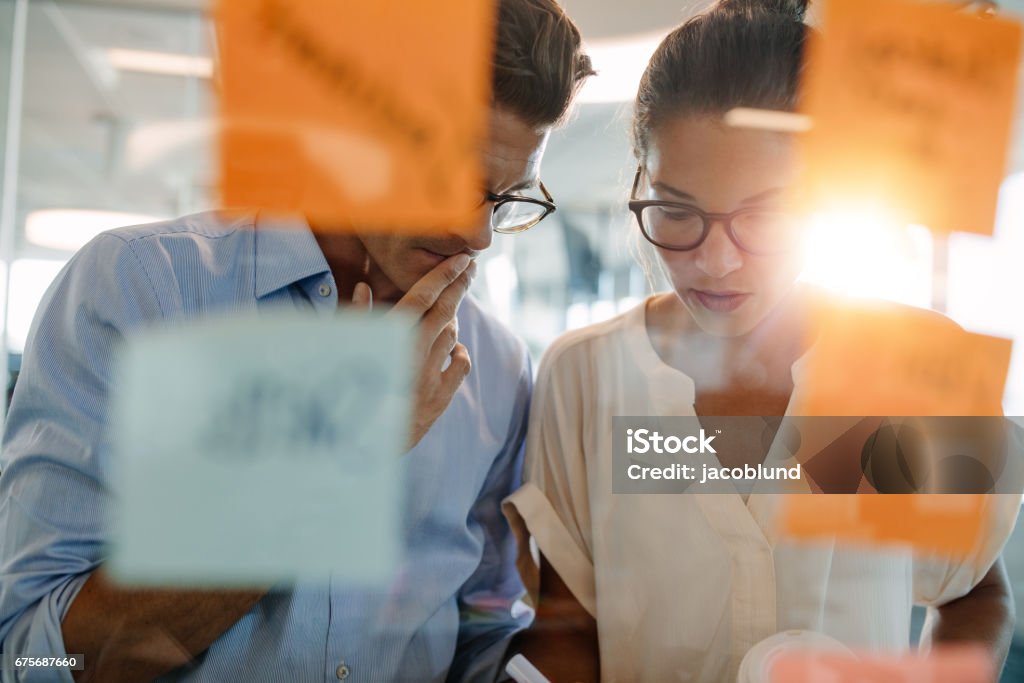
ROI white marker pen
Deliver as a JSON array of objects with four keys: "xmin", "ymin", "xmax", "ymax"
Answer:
[{"xmin": 505, "ymin": 654, "xmax": 552, "ymax": 683}]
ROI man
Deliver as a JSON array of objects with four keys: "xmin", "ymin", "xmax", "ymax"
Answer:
[{"xmin": 0, "ymin": 1, "xmax": 593, "ymax": 680}]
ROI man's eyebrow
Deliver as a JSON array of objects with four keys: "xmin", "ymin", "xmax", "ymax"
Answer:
[
  {"xmin": 651, "ymin": 181, "xmax": 697, "ymax": 203},
  {"xmin": 498, "ymin": 178, "xmax": 539, "ymax": 194}
]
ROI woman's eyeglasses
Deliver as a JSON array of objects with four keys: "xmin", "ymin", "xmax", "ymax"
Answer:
[{"xmin": 627, "ymin": 166, "xmax": 798, "ymax": 255}]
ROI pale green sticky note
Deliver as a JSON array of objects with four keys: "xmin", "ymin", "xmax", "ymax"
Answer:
[{"xmin": 107, "ymin": 310, "xmax": 412, "ymax": 586}]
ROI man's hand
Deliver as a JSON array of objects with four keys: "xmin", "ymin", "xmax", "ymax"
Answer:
[
  {"xmin": 351, "ymin": 254, "xmax": 476, "ymax": 449},
  {"xmin": 64, "ymin": 570, "xmax": 268, "ymax": 683}
]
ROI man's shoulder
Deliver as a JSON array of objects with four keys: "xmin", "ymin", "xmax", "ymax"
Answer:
[
  {"xmin": 77, "ymin": 211, "xmax": 255, "ymax": 274},
  {"xmin": 458, "ymin": 295, "xmax": 530, "ymax": 378},
  {"xmin": 75, "ymin": 211, "xmax": 260, "ymax": 310},
  {"xmin": 96, "ymin": 209, "xmax": 258, "ymax": 282},
  {"xmin": 101, "ymin": 210, "xmax": 254, "ymax": 249}
]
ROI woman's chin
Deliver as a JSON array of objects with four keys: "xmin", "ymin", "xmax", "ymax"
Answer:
[{"xmin": 685, "ymin": 303, "xmax": 767, "ymax": 338}]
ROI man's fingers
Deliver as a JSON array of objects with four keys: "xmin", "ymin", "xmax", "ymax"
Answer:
[
  {"xmin": 418, "ymin": 261, "xmax": 475, "ymax": 344},
  {"xmin": 399, "ymin": 256, "xmax": 475, "ymax": 450},
  {"xmin": 393, "ymin": 254, "xmax": 471, "ymax": 321},
  {"xmin": 439, "ymin": 343, "xmax": 471, "ymax": 395},
  {"xmin": 420, "ymin": 269, "xmax": 471, "ymax": 334},
  {"xmin": 424, "ymin": 320, "xmax": 459, "ymax": 373},
  {"xmin": 351, "ymin": 282, "xmax": 373, "ymax": 310}
]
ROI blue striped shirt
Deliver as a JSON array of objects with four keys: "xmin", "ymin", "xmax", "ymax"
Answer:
[{"xmin": 0, "ymin": 211, "xmax": 533, "ymax": 682}]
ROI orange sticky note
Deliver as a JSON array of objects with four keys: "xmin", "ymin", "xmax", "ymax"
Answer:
[
  {"xmin": 780, "ymin": 494, "xmax": 987, "ymax": 557},
  {"xmin": 796, "ymin": 0, "xmax": 1022, "ymax": 235},
  {"xmin": 794, "ymin": 303, "xmax": 1012, "ymax": 417},
  {"xmin": 771, "ymin": 646, "xmax": 992, "ymax": 683},
  {"xmin": 215, "ymin": 0, "xmax": 494, "ymax": 232}
]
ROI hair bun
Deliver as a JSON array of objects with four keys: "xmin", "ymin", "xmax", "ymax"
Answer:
[{"xmin": 716, "ymin": 0, "xmax": 809, "ymax": 22}]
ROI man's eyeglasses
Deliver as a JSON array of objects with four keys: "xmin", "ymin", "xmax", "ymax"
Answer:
[
  {"xmin": 627, "ymin": 167, "xmax": 797, "ymax": 255},
  {"xmin": 484, "ymin": 182, "xmax": 556, "ymax": 234}
]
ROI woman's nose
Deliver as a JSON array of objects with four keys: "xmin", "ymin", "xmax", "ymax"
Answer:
[{"xmin": 694, "ymin": 220, "xmax": 743, "ymax": 279}]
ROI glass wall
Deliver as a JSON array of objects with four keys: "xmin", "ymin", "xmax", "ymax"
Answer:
[
  {"xmin": 4, "ymin": 0, "xmax": 1024, "ymax": 418},
  {"xmin": 1, "ymin": 1, "xmax": 1024, "ymax": 680},
  {"xmin": 1, "ymin": 0, "xmax": 23, "ymax": 419}
]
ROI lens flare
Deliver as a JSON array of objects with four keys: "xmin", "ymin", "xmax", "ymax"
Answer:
[{"xmin": 798, "ymin": 206, "xmax": 933, "ymax": 308}]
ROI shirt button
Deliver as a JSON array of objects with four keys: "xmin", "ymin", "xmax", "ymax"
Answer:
[
  {"xmin": 336, "ymin": 662, "xmax": 350, "ymax": 680},
  {"xmin": 319, "ymin": 283, "xmax": 332, "ymax": 297}
]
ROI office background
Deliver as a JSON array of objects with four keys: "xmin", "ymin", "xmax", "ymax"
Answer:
[{"xmin": 2, "ymin": 0, "xmax": 1024, "ymax": 678}]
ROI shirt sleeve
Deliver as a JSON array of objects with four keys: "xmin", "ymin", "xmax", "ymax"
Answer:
[
  {"xmin": 913, "ymin": 493, "xmax": 1020, "ymax": 607},
  {"xmin": 0, "ymin": 234, "xmax": 166, "ymax": 680},
  {"xmin": 446, "ymin": 351, "xmax": 534, "ymax": 683},
  {"xmin": 502, "ymin": 339, "xmax": 597, "ymax": 618}
]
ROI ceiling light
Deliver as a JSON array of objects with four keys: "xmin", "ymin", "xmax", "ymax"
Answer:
[
  {"xmin": 106, "ymin": 48, "xmax": 213, "ymax": 79},
  {"xmin": 724, "ymin": 108, "xmax": 813, "ymax": 133},
  {"xmin": 25, "ymin": 209, "xmax": 164, "ymax": 252}
]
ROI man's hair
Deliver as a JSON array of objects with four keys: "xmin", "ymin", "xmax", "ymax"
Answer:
[{"xmin": 493, "ymin": 0, "xmax": 594, "ymax": 128}]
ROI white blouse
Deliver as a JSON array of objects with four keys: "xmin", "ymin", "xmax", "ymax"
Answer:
[{"xmin": 504, "ymin": 298, "xmax": 1018, "ymax": 682}]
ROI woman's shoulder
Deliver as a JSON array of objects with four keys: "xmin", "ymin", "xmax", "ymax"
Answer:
[{"xmin": 538, "ymin": 297, "xmax": 653, "ymax": 374}]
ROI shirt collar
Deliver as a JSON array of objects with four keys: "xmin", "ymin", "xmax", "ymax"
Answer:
[{"xmin": 253, "ymin": 212, "xmax": 331, "ymax": 299}]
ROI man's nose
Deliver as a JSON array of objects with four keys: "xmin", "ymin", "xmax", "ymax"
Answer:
[
  {"xmin": 449, "ymin": 205, "xmax": 494, "ymax": 253},
  {"xmin": 694, "ymin": 220, "xmax": 743, "ymax": 279}
]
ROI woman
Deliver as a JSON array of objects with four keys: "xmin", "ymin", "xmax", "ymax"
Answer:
[{"xmin": 504, "ymin": 1, "xmax": 1016, "ymax": 680}]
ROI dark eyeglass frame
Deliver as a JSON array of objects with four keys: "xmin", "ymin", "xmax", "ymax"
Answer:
[
  {"xmin": 627, "ymin": 166, "xmax": 790, "ymax": 255},
  {"xmin": 485, "ymin": 181, "xmax": 557, "ymax": 234}
]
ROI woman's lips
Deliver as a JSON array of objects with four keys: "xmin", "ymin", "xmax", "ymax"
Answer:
[{"xmin": 691, "ymin": 289, "xmax": 751, "ymax": 313}]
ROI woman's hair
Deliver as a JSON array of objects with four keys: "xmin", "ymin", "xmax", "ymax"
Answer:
[
  {"xmin": 493, "ymin": 0, "xmax": 595, "ymax": 128},
  {"xmin": 632, "ymin": 0, "xmax": 811, "ymax": 160}
]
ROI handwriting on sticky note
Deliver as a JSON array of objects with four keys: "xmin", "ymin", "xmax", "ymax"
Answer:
[
  {"xmin": 200, "ymin": 360, "xmax": 395, "ymax": 470},
  {"xmin": 796, "ymin": 0, "xmax": 1022, "ymax": 234},
  {"xmin": 794, "ymin": 302, "xmax": 1012, "ymax": 417},
  {"xmin": 107, "ymin": 311, "xmax": 413, "ymax": 585},
  {"xmin": 215, "ymin": 0, "xmax": 494, "ymax": 232},
  {"xmin": 770, "ymin": 645, "xmax": 993, "ymax": 683}
]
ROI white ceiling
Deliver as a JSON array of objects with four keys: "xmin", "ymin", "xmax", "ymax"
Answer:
[{"xmin": 3, "ymin": 0, "xmax": 1024, "ymax": 260}]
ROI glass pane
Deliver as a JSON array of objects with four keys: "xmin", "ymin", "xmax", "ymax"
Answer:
[
  {"xmin": 0, "ymin": 0, "xmax": 18, "ymax": 422},
  {"xmin": 948, "ymin": 173, "xmax": 1024, "ymax": 414},
  {"xmin": 2, "ymin": 0, "xmax": 212, "ymax": 423}
]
